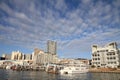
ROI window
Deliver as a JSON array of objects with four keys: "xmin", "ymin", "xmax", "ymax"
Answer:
[
  {"xmin": 106, "ymin": 50, "xmax": 108, "ymax": 52},
  {"xmin": 110, "ymin": 57, "xmax": 112, "ymax": 59},
  {"xmin": 97, "ymin": 51, "xmax": 99, "ymax": 52},
  {"xmin": 114, "ymin": 62, "xmax": 116, "ymax": 64},
  {"xmin": 113, "ymin": 57, "xmax": 116, "ymax": 59},
  {"xmin": 113, "ymin": 53, "xmax": 115, "ymax": 55}
]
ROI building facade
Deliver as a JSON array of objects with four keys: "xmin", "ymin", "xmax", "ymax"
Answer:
[
  {"xmin": 23, "ymin": 54, "xmax": 32, "ymax": 60},
  {"xmin": 11, "ymin": 51, "xmax": 23, "ymax": 60},
  {"xmin": 92, "ymin": 42, "xmax": 120, "ymax": 68},
  {"xmin": 47, "ymin": 40, "xmax": 57, "ymax": 55},
  {"xmin": 33, "ymin": 49, "xmax": 58, "ymax": 65}
]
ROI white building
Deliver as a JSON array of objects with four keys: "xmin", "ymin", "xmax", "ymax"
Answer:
[
  {"xmin": 92, "ymin": 42, "xmax": 120, "ymax": 68},
  {"xmin": 11, "ymin": 51, "xmax": 22, "ymax": 60}
]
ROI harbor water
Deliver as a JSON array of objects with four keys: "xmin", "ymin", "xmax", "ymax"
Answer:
[{"xmin": 0, "ymin": 69, "xmax": 120, "ymax": 80}]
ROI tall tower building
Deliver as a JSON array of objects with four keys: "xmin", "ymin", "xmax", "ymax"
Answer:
[{"xmin": 47, "ymin": 40, "xmax": 57, "ymax": 55}]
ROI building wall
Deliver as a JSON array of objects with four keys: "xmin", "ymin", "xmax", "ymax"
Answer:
[
  {"xmin": 33, "ymin": 51, "xmax": 58, "ymax": 65},
  {"xmin": 33, "ymin": 49, "xmax": 44, "ymax": 65},
  {"xmin": 92, "ymin": 42, "xmax": 120, "ymax": 68},
  {"xmin": 47, "ymin": 40, "xmax": 57, "ymax": 55},
  {"xmin": 23, "ymin": 54, "xmax": 32, "ymax": 60},
  {"xmin": 11, "ymin": 51, "xmax": 22, "ymax": 60}
]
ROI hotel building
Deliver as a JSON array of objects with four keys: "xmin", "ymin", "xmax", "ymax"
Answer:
[{"xmin": 92, "ymin": 42, "xmax": 120, "ymax": 68}]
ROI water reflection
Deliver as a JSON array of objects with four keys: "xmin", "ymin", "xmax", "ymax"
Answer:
[
  {"xmin": 60, "ymin": 73, "xmax": 87, "ymax": 80},
  {"xmin": 0, "ymin": 69, "xmax": 120, "ymax": 80},
  {"xmin": 89, "ymin": 73, "xmax": 120, "ymax": 80}
]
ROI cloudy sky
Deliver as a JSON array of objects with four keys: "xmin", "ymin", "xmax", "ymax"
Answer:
[{"xmin": 0, "ymin": 0, "xmax": 120, "ymax": 59}]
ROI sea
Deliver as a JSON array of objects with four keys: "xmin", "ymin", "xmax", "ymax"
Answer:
[{"xmin": 0, "ymin": 69, "xmax": 120, "ymax": 80}]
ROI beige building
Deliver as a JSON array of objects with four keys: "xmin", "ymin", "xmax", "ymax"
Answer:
[
  {"xmin": 92, "ymin": 42, "xmax": 120, "ymax": 68},
  {"xmin": 11, "ymin": 51, "xmax": 22, "ymax": 60},
  {"xmin": 33, "ymin": 49, "xmax": 58, "ymax": 65},
  {"xmin": 23, "ymin": 54, "xmax": 32, "ymax": 60}
]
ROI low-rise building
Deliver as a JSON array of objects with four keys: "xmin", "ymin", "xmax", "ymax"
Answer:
[{"xmin": 59, "ymin": 58, "xmax": 89, "ymax": 65}]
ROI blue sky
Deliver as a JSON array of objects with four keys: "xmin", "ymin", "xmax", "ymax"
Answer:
[{"xmin": 0, "ymin": 0, "xmax": 120, "ymax": 59}]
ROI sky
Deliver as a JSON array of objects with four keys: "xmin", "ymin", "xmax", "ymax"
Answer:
[{"xmin": 0, "ymin": 0, "xmax": 120, "ymax": 59}]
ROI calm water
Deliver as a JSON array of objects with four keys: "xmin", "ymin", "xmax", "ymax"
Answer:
[{"xmin": 0, "ymin": 69, "xmax": 120, "ymax": 80}]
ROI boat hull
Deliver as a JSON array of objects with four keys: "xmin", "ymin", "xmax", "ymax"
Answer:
[{"xmin": 60, "ymin": 69, "xmax": 88, "ymax": 74}]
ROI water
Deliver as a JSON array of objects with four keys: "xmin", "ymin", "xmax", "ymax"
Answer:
[{"xmin": 0, "ymin": 69, "xmax": 120, "ymax": 80}]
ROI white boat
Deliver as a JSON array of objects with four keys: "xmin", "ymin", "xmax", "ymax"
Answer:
[
  {"xmin": 6, "ymin": 65, "xmax": 12, "ymax": 69},
  {"xmin": 45, "ymin": 63, "xmax": 59, "ymax": 74},
  {"xmin": 59, "ymin": 63, "xmax": 89, "ymax": 74}
]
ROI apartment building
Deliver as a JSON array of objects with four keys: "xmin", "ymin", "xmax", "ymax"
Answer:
[{"xmin": 92, "ymin": 42, "xmax": 120, "ymax": 68}]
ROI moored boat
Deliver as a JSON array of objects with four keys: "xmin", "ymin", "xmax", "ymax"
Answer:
[{"xmin": 59, "ymin": 62, "xmax": 89, "ymax": 74}]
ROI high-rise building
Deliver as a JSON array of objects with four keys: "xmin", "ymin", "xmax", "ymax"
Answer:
[
  {"xmin": 92, "ymin": 42, "xmax": 120, "ymax": 68},
  {"xmin": 47, "ymin": 40, "xmax": 57, "ymax": 55}
]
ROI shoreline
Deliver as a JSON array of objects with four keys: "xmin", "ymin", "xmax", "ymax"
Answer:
[{"xmin": 89, "ymin": 68, "xmax": 120, "ymax": 73}]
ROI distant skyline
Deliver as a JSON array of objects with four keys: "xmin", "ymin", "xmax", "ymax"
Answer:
[{"xmin": 0, "ymin": 0, "xmax": 120, "ymax": 59}]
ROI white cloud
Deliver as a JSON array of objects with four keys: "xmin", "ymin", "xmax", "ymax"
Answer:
[{"xmin": 0, "ymin": 0, "xmax": 120, "ymax": 58}]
